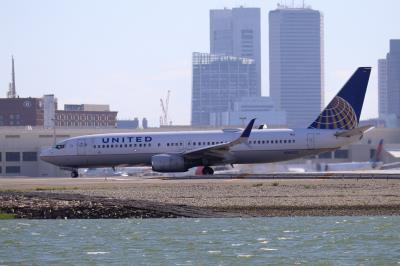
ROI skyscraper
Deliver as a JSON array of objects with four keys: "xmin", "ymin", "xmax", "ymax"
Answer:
[
  {"xmin": 191, "ymin": 53, "xmax": 257, "ymax": 126},
  {"xmin": 378, "ymin": 59, "xmax": 388, "ymax": 118},
  {"xmin": 269, "ymin": 6, "xmax": 324, "ymax": 127},
  {"xmin": 210, "ymin": 7, "xmax": 261, "ymax": 96},
  {"xmin": 386, "ymin": 39, "xmax": 400, "ymax": 124}
]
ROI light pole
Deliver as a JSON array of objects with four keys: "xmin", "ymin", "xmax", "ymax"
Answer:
[{"xmin": 51, "ymin": 118, "xmax": 57, "ymax": 146}]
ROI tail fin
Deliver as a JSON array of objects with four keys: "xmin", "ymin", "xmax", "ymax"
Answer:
[
  {"xmin": 308, "ymin": 67, "xmax": 371, "ymax": 130},
  {"xmin": 374, "ymin": 139, "xmax": 384, "ymax": 162}
]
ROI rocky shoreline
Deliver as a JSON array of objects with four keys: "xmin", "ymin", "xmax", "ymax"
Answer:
[{"xmin": 0, "ymin": 192, "xmax": 235, "ymax": 219}]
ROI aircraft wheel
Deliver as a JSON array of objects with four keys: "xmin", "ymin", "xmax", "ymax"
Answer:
[
  {"xmin": 71, "ymin": 170, "xmax": 79, "ymax": 178},
  {"xmin": 202, "ymin": 166, "xmax": 214, "ymax": 175}
]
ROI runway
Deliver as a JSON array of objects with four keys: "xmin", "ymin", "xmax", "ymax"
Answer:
[{"xmin": 1, "ymin": 170, "xmax": 400, "ymax": 190}]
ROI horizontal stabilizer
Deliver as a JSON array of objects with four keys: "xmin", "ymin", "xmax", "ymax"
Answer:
[{"xmin": 334, "ymin": 125, "xmax": 374, "ymax": 138}]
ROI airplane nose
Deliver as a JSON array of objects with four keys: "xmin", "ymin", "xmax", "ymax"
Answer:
[{"xmin": 39, "ymin": 147, "xmax": 55, "ymax": 163}]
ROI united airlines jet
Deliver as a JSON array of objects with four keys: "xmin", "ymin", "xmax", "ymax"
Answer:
[{"xmin": 40, "ymin": 67, "xmax": 372, "ymax": 177}]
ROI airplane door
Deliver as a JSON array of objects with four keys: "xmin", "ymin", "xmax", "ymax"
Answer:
[
  {"xmin": 307, "ymin": 133, "xmax": 315, "ymax": 149},
  {"xmin": 77, "ymin": 139, "xmax": 87, "ymax": 155}
]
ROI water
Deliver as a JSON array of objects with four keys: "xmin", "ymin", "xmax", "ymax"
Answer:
[{"xmin": 1, "ymin": 217, "xmax": 400, "ymax": 265}]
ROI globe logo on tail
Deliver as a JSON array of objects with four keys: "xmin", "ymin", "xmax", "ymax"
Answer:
[{"xmin": 308, "ymin": 96, "xmax": 358, "ymax": 130}]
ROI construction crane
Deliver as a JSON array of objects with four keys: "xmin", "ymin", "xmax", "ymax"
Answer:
[{"xmin": 160, "ymin": 90, "xmax": 171, "ymax": 126}]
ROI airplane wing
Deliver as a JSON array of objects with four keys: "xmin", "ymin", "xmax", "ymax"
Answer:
[
  {"xmin": 334, "ymin": 125, "xmax": 374, "ymax": 138},
  {"xmin": 182, "ymin": 119, "xmax": 256, "ymax": 163}
]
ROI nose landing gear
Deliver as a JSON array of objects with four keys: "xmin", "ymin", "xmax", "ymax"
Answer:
[{"xmin": 71, "ymin": 170, "xmax": 79, "ymax": 178}]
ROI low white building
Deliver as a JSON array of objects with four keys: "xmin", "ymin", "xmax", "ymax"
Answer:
[
  {"xmin": 210, "ymin": 96, "xmax": 287, "ymax": 127},
  {"xmin": 0, "ymin": 126, "xmax": 141, "ymax": 177}
]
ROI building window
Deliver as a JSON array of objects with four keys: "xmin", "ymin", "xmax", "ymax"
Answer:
[
  {"xmin": 6, "ymin": 152, "xmax": 20, "ymax": 162},
  {"xmin": 23, "ymin": 152, "xmax": 37, "ymax": 161},
  {"xmin": 6, "ymin": 166, "xmax": 20, "ymax": 174},
  {"xmin": 334, "ymin": 150, "xmax": 349, "ymax": 159},
  {"xmin": 318, "ymin": 152, "xmax": 332, "ymax": 159}
]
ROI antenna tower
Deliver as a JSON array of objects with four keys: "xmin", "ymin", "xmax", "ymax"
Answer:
[{"xmin": 160, "ymin": 90, "xmax": 171, "ymax": 126}]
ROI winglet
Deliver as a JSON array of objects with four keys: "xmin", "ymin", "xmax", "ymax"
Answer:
[{"xmin": 241, "ymin": 118, "xmax": 256, "ymax": 138}]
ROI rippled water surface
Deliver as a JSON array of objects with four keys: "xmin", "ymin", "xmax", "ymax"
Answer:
[{"xmin": 1, "ymin": 217, "xmax": 400, "ymax": 265}]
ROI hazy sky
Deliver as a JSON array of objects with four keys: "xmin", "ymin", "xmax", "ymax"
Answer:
[{"xmin": 1, "ymin": 0, "xmax": 399, "ymax": 126}]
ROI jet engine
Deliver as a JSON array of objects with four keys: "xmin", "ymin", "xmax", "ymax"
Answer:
[{"xmin": 151, "ymin": 154, "xmax": 187, "ymax": 172}]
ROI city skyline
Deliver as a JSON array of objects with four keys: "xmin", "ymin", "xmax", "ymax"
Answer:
[{"xmin": 1, "ymin": 0, "xmax": 399, "ymax": 126}]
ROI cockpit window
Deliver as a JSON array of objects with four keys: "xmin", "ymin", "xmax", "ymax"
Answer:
[{"xmin": 55, "ymin": 144, "xmax": 65, "ymax": 149}]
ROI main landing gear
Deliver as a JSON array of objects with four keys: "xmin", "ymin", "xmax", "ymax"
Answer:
[
  {"xmin": 71, "ymin": 170, "xmax": 79, "ymax": 178},
  {"xmin": 202, "ymin": 166, "xmax": 214, "ymax": 175}
]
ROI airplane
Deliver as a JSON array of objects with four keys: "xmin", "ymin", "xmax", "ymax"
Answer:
[
  {"xmin": 319, "ymin": 139, "xmax": 384, "ymax": 171},
  {"xmin": 40, "ymin": 67, "xmax": 372, "ymax": 178}
]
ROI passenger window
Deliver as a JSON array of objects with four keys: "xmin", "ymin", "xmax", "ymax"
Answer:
[
  {"xmin": 143, "ymin": 144, "xmax": 146, "ymax": 147},
  {"xmin": 139, "ymin": 144, "xmax": 142, "ymax": 147},
  {"xmin": 158, "ymin": 143, "xmax": 160, "ymax": 147},
  {"xmin": 149, "ymin": 143, "xmax": 151, "ymax": 147},
  {"xmin": 134, "ymin": 144, "xmax": 137, "ymax": 147},
  {"xmin": 284, "ymin": 140, "xmax": 287, "ymax": 143},
  {"xmin": 102, "ymin": 145, "xmax": 105, "ymax": 148},
  {"xmin": 111, "ymin": 145, "xmax": 114, "ymax": 148}
]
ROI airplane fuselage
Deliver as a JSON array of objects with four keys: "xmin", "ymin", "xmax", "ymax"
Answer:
[{"xmin": 40, "ymin": 128, "xmax": 360, "ymax": 170}]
